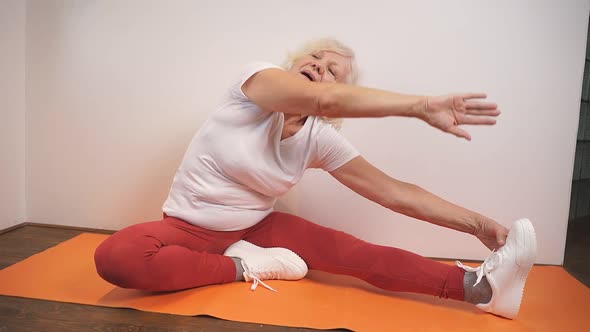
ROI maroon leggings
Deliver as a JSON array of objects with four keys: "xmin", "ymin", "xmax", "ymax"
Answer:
[{"xmin": 94, "ymin": 212, "xmax": 465, "ymax": 301}]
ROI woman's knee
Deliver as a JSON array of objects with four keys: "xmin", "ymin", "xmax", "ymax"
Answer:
[
  {"xmin": 94, "ymin": 235, "xmax": 123, "ymax": 283},
  {"xmin": 94, "ymin": 233, "xmax": 151, "ymax": 288}
]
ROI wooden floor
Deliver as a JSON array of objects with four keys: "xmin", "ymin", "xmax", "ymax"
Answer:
[
  {"xmin": 0, "ymin": 225, "xmax": 348, "ymax": 332},
  {"xmin": 1, "ymin": 223, "xmax": 588, "ymax": 332}
]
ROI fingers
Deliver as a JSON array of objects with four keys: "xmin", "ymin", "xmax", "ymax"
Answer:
[
  {"xmin": 496, "ymin": 228, "xmax": 508, "ymax": 247},
  {"xmin": 456, "ymin": 111, "xmax": 497, "ymax": 125},
  {"xmin": 462, "ymin": 93, "xmax": 487, "ymax": 100},
  {"xmin": 466, "ymin": 109, "xmax": 501, "ymax": 116},
  {"xmin": 465, "ymin": 101, "xmax": 498, "ymax": 111},
  {"xmin": 458, "ymin": 115, "xmax": 497, "ymax": 125},
  {"xmin": 496, "ymin": 233, "xmax": 506, "ymax": 247},
  {"xmin": 460, "ymin": 94, "xmax": 499, "ymax": 115},
  {"xmin": 446, "ymin": 126, "xmax": 471, "ymax": 141}
]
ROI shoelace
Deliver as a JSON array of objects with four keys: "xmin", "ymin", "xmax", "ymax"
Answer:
[
  {"xmin": 456, "ymin": 250, "xmax": 501, "ymax": 286},
  {"xmin": 241, "ymin": 261, "xmax": 278, "ymax": 292},
  {"xmin": 244, "ymin": 272, "xmax": 277, "ymax": 292}
]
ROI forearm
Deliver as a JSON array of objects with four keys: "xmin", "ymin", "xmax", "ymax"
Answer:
[
  {"xmin": 387, "ymin": 181, "xmax": 481, "ymax": 235},
  {"xmin": 317, "ymin": 83, "xmax": 428, "ymax": 119}
]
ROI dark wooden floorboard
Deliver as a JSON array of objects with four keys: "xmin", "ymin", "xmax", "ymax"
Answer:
[
  {"xmin": 0, "ymin": 227, "xmax": 85, "ymax": 269},
  {"xmin": 0, "ymin": 225, "xmax": 349, "ymax": 332},
  {"xmin": 0, "ymin": 296, "xmax": 325, "ymax": 332}
]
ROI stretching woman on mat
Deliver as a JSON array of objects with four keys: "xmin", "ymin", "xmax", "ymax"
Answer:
[{"xmin": 95, "ymin": 39, "xmax": 537, "ymax": 319}]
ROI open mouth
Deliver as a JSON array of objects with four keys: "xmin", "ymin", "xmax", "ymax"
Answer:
[{"xmin": 300, "ymin": 71, "xmax": 314, "ymax": 82}]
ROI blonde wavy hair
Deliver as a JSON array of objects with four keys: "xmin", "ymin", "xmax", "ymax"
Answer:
[{"xmin": 281, "ymin": 38, "xmax": 359, "ymax": 130}]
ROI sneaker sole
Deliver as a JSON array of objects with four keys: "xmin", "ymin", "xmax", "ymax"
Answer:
[
  {"xmin": 515, "ymin": 218, "xmax": 537, "ymax": 268},
  {"xmin": 491, "ymin": 218, "xmax": 537, "ymax": 319}
]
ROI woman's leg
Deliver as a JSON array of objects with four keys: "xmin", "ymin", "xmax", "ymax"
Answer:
[
  {"xmin": 94, "ymin": 216, "xmax": 244, "ymax": 291},
  {"xmin": 243, "ymin": 212, "xmax": 465, "ymax": 300}
]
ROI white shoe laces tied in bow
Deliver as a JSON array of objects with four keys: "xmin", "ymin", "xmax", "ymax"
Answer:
[
  {"xmin": 241, "ymin": 261, "xmax": 278, "ymax": 292},
  {"xmin": 456, "ymin": 250, "xmax": 502, "ymax": 286}
]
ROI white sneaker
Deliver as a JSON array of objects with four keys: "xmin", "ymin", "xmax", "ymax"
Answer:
[
  {"xmin": 456, "ymin": 218, "xmax": 537, "ymax": 319},
  {"xmin": 223, "ymin": 240, "xmax": 308, "ymax": 292}
]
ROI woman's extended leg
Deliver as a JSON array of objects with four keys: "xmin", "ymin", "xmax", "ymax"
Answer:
[
  {"xmin": 243, "ymin": 212, "xmax": 465, "ymax": 300},
  {"xmin": 94, "ymin": 216, "xmax": 244, "ymax": 291}
]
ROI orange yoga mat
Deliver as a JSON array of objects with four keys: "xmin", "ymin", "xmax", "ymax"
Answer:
[{"xmin": 0, "ymin": 233, "xmax": 588, "ymax": 331}]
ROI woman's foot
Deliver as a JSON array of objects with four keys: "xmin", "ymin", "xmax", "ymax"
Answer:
[
  {"xmin": 457, "ymin": 218, "xmax": 537, "ymax": 319},
  {"xmin": 223, "ymin": 240, "xmax": 308, "ymax": 292}
]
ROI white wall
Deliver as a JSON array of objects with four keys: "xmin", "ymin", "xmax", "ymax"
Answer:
[
  {"xmin": 24, "ymin": 0, "xmax": 589, "ymax": 264},
  {"xmin": 0, "ymin": 0, "xmax": 26, "ymax": 230}
]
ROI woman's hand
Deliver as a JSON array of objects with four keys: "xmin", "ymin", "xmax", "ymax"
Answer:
[
  {"xmin": 423, "ymin": 93, "xmax": 500, "ymax": 141},
  {"xmin": 474, "ymin": 216, "xmax": 510, "ymax": 251}
]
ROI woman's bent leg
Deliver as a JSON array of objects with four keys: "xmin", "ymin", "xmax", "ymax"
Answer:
[
  {"xmin": 243, "ymin": 212, "xmax": 465, "ymax": 300},
  {"xmin": 94, "ymin": 217, "xmax": 242, "ymax": 291}
]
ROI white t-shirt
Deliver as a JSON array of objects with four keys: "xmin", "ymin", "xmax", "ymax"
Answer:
[{"xmin": 162, "ymin": 62, "xmax": 360, "ymax": 231}]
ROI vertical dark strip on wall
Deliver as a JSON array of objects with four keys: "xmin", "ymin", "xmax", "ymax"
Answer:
[{"xmin": 569, "ymin": 16, "xmax": 590, "ymax": 224}]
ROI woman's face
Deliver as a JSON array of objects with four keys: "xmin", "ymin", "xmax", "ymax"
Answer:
[{"xmin": 289, "ymin": 51, "xmax": 352, "ymax": 84}]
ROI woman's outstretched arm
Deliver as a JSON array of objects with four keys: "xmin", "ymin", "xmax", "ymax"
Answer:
[
  {"xmin": 242, "ymin": 68, "xmax": 500, "ymax": 140},
  {"xmin": 329, "ymin": 156, "xmax": 509, "ymax": 250}
]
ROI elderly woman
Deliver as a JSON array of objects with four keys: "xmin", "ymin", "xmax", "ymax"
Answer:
[{"xmin": 94, "ymin": 39, "xmax": 536, "ymax": 319}]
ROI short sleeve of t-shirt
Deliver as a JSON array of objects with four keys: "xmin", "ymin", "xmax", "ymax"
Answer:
[
  {"xmin": 226, "ymin": 61, "xmax": 361, "ymax": 172},
  {"xmin": 313, "ymin": 123, "xmax": 360, "ymax": 172},
  {"xmin": 230, "ymin": 62, "xmax": 283, "ymax": 101}
]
